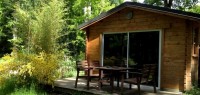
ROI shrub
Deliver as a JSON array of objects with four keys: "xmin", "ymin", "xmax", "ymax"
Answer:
[
  {"xmin": 0, "ymin": 0, "xmax": 66, "ymax": 94},
  {"xmin": 11, "ymin": 83, "xmax": 47, "ymax": 95},
  {"xmin": 0, "ymin": 76, "xmax": 16, "ymax": 95},
  {"xmin": 17, "ymin": 52, "xmax": 59, "ymax": 85},
  {"xmin": 0, "ymin": 77, "xmax": 47, "ymax": 95},
  {"xmin": 185, "ymin": 83, "xmax": 200, "ymax": 95},
  {"xmin": 0, "ymin": 54, "xmax": 18, "ymax": 87},
  {"xmin": 59, "ymin": 57, "xmax": 76, "ymax": 78},
  {"xmin": 0, "ymin": 52, "xmax": 59, "ymax": 86}
]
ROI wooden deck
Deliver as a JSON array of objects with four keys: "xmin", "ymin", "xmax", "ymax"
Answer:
[{"xmin": 54, "ymin": 77, "xmax": 183, "ymax": 95}]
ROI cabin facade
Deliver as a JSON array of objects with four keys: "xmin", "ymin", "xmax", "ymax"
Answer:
[{"xmin": 79, "ymin": 2, "xmax": 200, "ymax": 92}]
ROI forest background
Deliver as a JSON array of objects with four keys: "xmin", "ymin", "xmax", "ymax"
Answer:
[{"xmin": 0, "ymin": 0, "xmax": 200, "ymax": 94}]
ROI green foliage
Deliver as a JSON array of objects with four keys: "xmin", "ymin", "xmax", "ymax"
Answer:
[
  {"xmin": 144, "ymin": 0, "xmax": 163, "ymax": 6},
  {"xmin": 109, "ymin": 0, "xmax": 124, "ymax": 5},
  {"xmin": 11, "ymin": 83, "xmax": 47, "ymax": 95},
  {"xmin": 189, "ymin": 5, "xmax": 200, "ymax": 13},
  {"xmin": 0, "ymin": 54, "xmax": 17, "ymax": 83},
  {"xmin": 59, "ymin": 58, "xmax": 76, "ymax": 78},
  {"xmin": 31, "ymin": 0, "xmax": 65, "ymax": 54},
  {"xmin": 0, "ymin": 76, "xmax": 16, "ymax": 95},
  {"xmin": 62, "ymin": 0, "xmax": 117, "ymax": 59},
  {"xmin": 143, "ymin": 0, "xmax": 198, "ymax": 10},
  {"xmin": 0, "ymin": 0, "xmax": 14, "ymax": 57},
  {"xmin": 0, "ymin": 76, "xmax": 47, "ymax": 95},
  {"xmin": 185, "ymin": 84, "xmax": 200, "ymax": 95},
  {"xmin": 58, "ymin": 52, "xmax": 87, "ymax": 78},
  {"xmin": 0, "ymin": 52, "xmax": 59, "ymax": 86},
  {"xmin": 0, "ymin": 0, "xmax": 121, "ymax": 60},
  {"xmin": 8, "ymin": 0, "xmax": 65, "ymax": 84},
  {"xmin": 74, "ymin": 0, "xmax": 115, "ymax": 19},
  {"xmin": 17, "ymin": 52, "xmax": 59, "ymax": 85},
  {"xmin": 12, "ymin": 5, "xmax": 32, "ymax": 49},
  {"xmin": 12, "ymin": 0, "xmax": 65, "ymax": 54},
  {"xmin": 174, "ymin": 0, "xmax": 198, "ymax": 10},
  {"xmin": 0, "ymin": 0, "xmax": 65, "ymax": 86}
]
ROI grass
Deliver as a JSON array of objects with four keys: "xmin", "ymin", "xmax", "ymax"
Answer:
[
  {"xmin": 0, "ymin": 76, "xmax": 16, "ymax": 95},
  {"xmin": 11, "ymin": 84, "xmax": 47, "ymax": 95},
  {"xmin": 0, "ymin": 76, "xmax": 47, "ymax": 95},
  {"xmin": 0, "ymin": 75, "xmax": 92, "ymax": 95}
]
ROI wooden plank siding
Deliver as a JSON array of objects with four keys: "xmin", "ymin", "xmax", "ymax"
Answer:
[
  {"xmin": 184, "ymin": 21, "xmax": 193, "ymax": 90},
  {"xmin": 85, "ymin": 7, "xmax": 195, "ymax": 91}
]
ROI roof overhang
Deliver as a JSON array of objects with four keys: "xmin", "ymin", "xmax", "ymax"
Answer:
[{"xmin": 78, "ymin": 2, "xmax": 200, "ymax": 30}]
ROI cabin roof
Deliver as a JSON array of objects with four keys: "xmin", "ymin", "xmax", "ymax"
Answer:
[{"xmin": 78, "ymin": 2, "xmax": 200, "ymax": 30}]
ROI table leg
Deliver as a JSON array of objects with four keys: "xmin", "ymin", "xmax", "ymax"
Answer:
[
  {"xmin": 87, "ymin": 69, "xmax": 90, "ymax": 90},
  {"xmin": 98, "ymin": 69, "xmax": 102, "ymax": 90},
  {"xmin": 117, "ymin": 74, "xmax": 119, "ymax": 87},
  {"xmin": 121, "ymin": 73, "xmax": 124, "ymax": 92},
  {"xmin": 110, "ymin": 71, "xmax": 114, "ymax": 92}
]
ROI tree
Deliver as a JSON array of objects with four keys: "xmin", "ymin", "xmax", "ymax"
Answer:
[
  {"xmin": 31, "ymin": 0, "xmax": 65, "ymax": 54},
  {"xmin": 8, "ymin": 0, "xmax": 65, "ymax": 85},
  {"xmin": 164, "ymin": 0, "xmax": 173, "ymax": 8},
  {"xmin": 173, "ymin": 0, "xmax": 198, "ymax": 10},
  {"xmin": 0, "ymin": 0, "xmax": 14, "ymax": 57},
  {"xmin": 144, "ymin": 0, "xmax": 163, "ymax": 6},
  {"xmin": 189, "ymin": 5, "xmax": 200, "ymax": 13},
  {"xmin": 62, "ymin": 0, "xmax": 116, "ymax": 59},
  {"xmin": 144, "ymin": 0, "xmax": 198, "ymax": 10},
  {"xmin": 12, "ymin": 0, "xmax": 65, "ymax": 54},
  {"xmin": 109, "ymin": 0, "xmax": 124, "ymax": 5}
]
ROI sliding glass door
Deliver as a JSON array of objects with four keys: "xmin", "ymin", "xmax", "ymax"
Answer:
[
  {"xmin": 129, "ymin": 32, "xmax": 159, "ymax": 67},
  {"xmin": 102, "ymin": 31, "xmax": 160, "ymax": 87},
  {"xmin": 103, "ymin": 33, "xmax": 127, "ymax": 67}
]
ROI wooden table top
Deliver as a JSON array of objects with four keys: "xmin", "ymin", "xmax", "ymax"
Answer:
[{"xmin": 95, "ymin": 66, "xmax": 133, "ymax": 70}]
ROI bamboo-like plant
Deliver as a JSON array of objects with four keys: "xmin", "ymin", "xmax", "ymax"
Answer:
[
  {"xmin": 32, "ymin": 0, "xmax": 65, "ymax": 54},
  {"xmin": 12, "ymin": 0, "xmax": 65, "ymax": 54},
  {"xmin": 7, "ymin": 0, "xmax": 65, "ymax": 85}
]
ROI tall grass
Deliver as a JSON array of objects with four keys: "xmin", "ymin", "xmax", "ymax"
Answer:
[
  {"xmin": 11, "ymin": 84, "xmax": 47, "ymax": 95},
  {"xmin": 0, "ymin": 76, "xmax": 47, "ymax": 95},
  {"xmin": 0, "ymin": 76, "xmax": 16, "ymax": 95}
]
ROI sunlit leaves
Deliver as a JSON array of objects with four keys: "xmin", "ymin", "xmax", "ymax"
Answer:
[
  {"xmin": 144, "ymin": 0, "xmax": 163, "ymax": 6},
  {"xmin": 173, "ymin": 0, "xmax": 198, "ymax": 10},
  {"xmin": 63, "ymin": 0, "xmax": 117, "ymax": 59},
  {"xmin": 143, "ymin": 0, "xmax": 198, "ymax": 10},
  {"xmin": 0, "ymin": 0, "xmax": 66, "ymax": 86},
  {"xmin": 189, "ymin": 5, "xmax": 200, "ymax": 13},
  {"xmin": 13, "ymin": 0, "xmax": 65, "ymax": 54},
  {"xmin": 32, "ymin": 0, "xmax": 65, "ymax": 54},
  {"xmin": 0, "ymin": 52, "xmax": 59, "ymax": 85}
]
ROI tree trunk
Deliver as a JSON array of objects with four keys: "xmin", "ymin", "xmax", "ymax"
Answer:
[{"xmin": 164, "ymin": 0, "xmax": 173, "ymax": 8}]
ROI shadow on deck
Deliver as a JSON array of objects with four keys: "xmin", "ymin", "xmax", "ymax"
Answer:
[{"xmin": 54, "ymin": 77, "xmax": 182, "ymax": 95}]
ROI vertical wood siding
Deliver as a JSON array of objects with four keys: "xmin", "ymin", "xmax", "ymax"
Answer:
[{"xmin": 85, "ymin": 7, "xmax": 195, "ymax": 91}]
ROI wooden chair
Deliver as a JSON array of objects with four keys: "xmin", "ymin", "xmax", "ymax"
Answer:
[
  {"xmin": 89, "ymin": 60, "xmax": 100, "ymax": 79},
  {"xmin": 74, "ymin": 60, "xmax": 100, "ymax": 90},
  {"xmin": 121, "ymin": 64, "xmax": 157, "ymax": 95}
]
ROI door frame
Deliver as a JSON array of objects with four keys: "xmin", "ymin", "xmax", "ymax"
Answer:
[{"xmin": 100, "ymin": 29, "xmax": 162, "ymax": 89}]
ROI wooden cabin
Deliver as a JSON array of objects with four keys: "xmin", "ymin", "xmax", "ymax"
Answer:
[{"xmin": 78, "ymin": 2, "xmax": 200, "ymax": 92}]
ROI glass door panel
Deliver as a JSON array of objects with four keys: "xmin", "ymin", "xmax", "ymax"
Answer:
[
  {"xmin": 129, "ymin": 31, "xmax": 159, "ymax": 86},
  {"xmin": 102, "ymin": 31, "xmax": 159, "ymax": 87},
  {"xmin": 129, "ymin": 32, "xmax": 159, "ymax": 66},
  {"xmin": 103, "ymin": 33, "xmax": 127, "ymax": 67}
]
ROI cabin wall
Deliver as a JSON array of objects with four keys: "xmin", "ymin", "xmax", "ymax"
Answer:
[
  {"xmin": 86, "ymin": 8, "xmax": 192, "ymax": 91},
  {"xmin": 184, "ymin": 21, "xmax": 192, "ymax": 91},
  {"xmin": 188, "ymin": 22, "xmax": 200, "ymax": 90}
]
